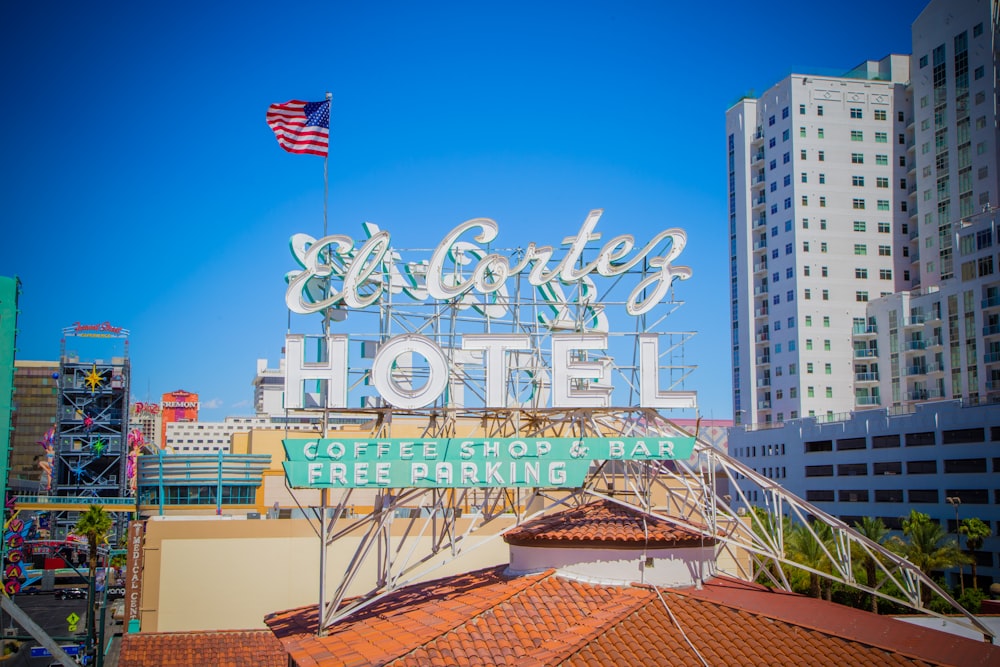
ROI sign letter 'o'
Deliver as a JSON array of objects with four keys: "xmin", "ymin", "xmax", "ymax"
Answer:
[{"xmin": 371, "ymin": 334, "xmax": 450, "ymax": 409}]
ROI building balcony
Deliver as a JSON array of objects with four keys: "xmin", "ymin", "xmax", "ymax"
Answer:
[
  {"xmin": 753, "ymin": 196, "xmax": 767, "ymax": 208},
  {"xmin": 754, "ymin": 307, "xmax": 769, "ymax": 319},
  {"xmin": 756, "ymin": 355, "xmax": 771, "ymax": 366},
  {"xmin": 853, "ymin": 349, "xmax": 878, "ymax": 358},
  {"xmin": 854, "ymin": 372, "xmax": 880, "ymax": 383},
  {"xmin": 908, "ymin": 227, "xmax": 919, "ymax": 241},
  {"xmin": 855, "ymin": 396, "xmax": 881, "ymax": 406},
  {"xmin": 757, "ymin": 400, "xmax": 771, "ymax": 410},
  {"xmin": 984, "ymin": 324, "xmax": 1000, "ymax": 337},
  {"xmin": 985, "ymin": 351, "xmax": 1000, "ymax": 364},
  {"xmin": 902, "ymin": 316, "xmax": 926, "ymax": 328},
  {"xmin": 986, "ymin": 380, "xmax": 1000, "ymax": 391},
  {"xmin": 906, "ymin": 390, "xmax": 930, "ymax": 401},
  {"xmin": 925, "ymin": 336, "xmax": 943, "ymax": 349},
  {"xmin": 752, "ymin": 151, "xmax": 765, "ymax": 164},
  {"xmin": 905, "ymin": 365, "xmax": 928, "ymax": 376},
  {"xmin": 752, "ymin": 127, "xmax": 764, "ymax": 141},
  {"xmin": 753, "ymin": 261, "xmax": 767, "ymax": 274},
  {"xmin": 982, "ymin": 296, "xmax": 1000, "ymax": 310},
  {"xmin": 925, "ymin": 362, "xmax": 945, "ymax": 375},
  {"xmin": 756, "ymin": 377, "xmax": 771, "ymax": 388},
  {"xmin": 754, "ymin": 285, "xmax": 769, "ymax": 295},
  {"xmin": 902, "ymin": 340, "xmax": 927, "ymax": 351},
  {"xmin": 852, "ymin": 324, "xmax": 878, "ymax": 337},
  {"xmin": 925, "ymin": 310, "xmax": 943, "ymax": 324},
  {"xmin": 753, "ymin": 217, "xmax": 767, "ymax": 229},
  {"xmin": 756, "ymin": 330, "xmax": 769, "ymax": 342},
  {"xmin": 753, "ymin": 240, "xmax": 767, "ymax": 252},
  {"xmin": 751, "ymin": 173, "xmax": 766, "ymax": 185}
]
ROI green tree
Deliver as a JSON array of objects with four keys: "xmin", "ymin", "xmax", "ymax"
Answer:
[
  {"xmin": 887, "ymin": 510, "xmax": 969, "ymax": 604},
  {"xmin": 74, "ymin": 505, "xmax": 112, "ymax": 649},
  {"xmin": 853, "ymin": 517, "xmax": 890, "ymax": 613},
  {"xmin": 785, "ymin": 521, "xmax": 833, "ymax": 599},
  {"xmin": 958, "ymin": 517, "xmax": 992, "ymax": 590}
]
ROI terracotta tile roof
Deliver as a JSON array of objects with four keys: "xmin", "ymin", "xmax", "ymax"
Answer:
[
  {"xmin": 503, "ymin": 499, "xmax": 714, "ymax": 548},
  {"xmin": 118, "ymin": 629, "xmax": 285, "ymax": 667},
  {"xmin": 267, "ymin": 566, "xmax": 999, "ymax": 667}
]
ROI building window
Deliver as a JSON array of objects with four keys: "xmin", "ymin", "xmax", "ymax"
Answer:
[
  {"xmin": 853, "ymin": 175, "xmax": 865, "ymax": 187},
  {"xmin": 876, "ymin": 177, "xmax": 889, "ymax": 188},
  {"xmin": 880, "ymin": 269, "xmax": 892, "ymax": 280},
  {"xmin": 818, "ymin": 150, "xmax": 825, "ymax": 161},
  {"xmin": 878, "ymin": 245, "xmax": 891, "ymax": 256},
  {"xmin": 817, "ymin": 105, "xmax": 823, "ymax": 116},
  {"xmin": 807, "ymin": 363, "xmax": 814, "ymax": 374},
  {"xmin": 851, "ymin": 130, "xmax": 863, "ymax": 141},
  {"xmin": 856, "ymin": 291, "xmax": 869, "ymax": 302},
  {"xmin": 875, "ymin": 132, "xmax": 887, "ymax": 143},
  {"xmin": 801, "ymin": 172, "xmax": 808, "ymax": 183},
  {"xmin": 823, "ymin": 339, "xmax": 830, "ymax": 351},
  {"xmin": 877, "ymin": 200, "xmax": 890, "ymax": 211},
  {"xmin": 874, "ymin": 109, "xmax": 887, "ymax": 121},
  {"xmin": 851, "ymin": 153, "xmax": 864, "ymax": 164},
  {"xmin": 820, "ymin": 242, "xmax": 827, "ymax": 252},
  {"xmin": 878, "ymin": 222, "xmax": 890, "ymax": 233},
  {"xmin": 782, "ymin": 107, "xmax": 789, "ymax": 119},
  {"xmin": 919, "ymin": 54, "xmax": 928, "ymax": 68},
  {"xmin": 855, "ymin": 268, "xmax": 868, "ymax": 279},
  {"xmin": 853, "ymin": 198, "xmax": 865, "ymax": 209},
  {"xmin": 818, "ymin": 173, "xmax": 825, "ymax": 184},
  {"xmin": 853, "ymin": 220, "xmax": 866, "ymax": 232},
  {"xmin": 875, "ymin": 154, "xmax": 887, "ymax": 165},
  {"xmin": 850, "ymin": 108, "xmax": 863, "ymax": 119},
  {"xmin": 819, "ymin": 196, "xmax": 826, "ymax": 207},
  {"xmin": 817, "ymin": 128, "xmax": 824, "ymax": 139},
  {"xmin": 824, "ymin": 363, "xmax": 832, "ymax": 374},
  {"xmin": 801, "ymin": 149, "xmax": 807, "ymax": 160},
  {"xmin": 822, "ymin": 289, "xmax": 829, "ymax": 300}
]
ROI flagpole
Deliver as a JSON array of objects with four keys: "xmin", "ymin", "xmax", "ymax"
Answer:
[{"xmin": 318, "ymin": 90, "xmax": 332, "ymax": 638}]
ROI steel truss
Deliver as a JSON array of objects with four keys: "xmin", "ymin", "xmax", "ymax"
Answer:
[{"xmin": 300, "ymin": 408, "xmax": 993, "ymax": 643}]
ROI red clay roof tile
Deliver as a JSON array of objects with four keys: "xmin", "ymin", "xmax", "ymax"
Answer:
[
  {"xmin": 118, "ymin": 629, "xmax": 285, "ymax": 667},
  {"xmin": 267, "ymin": 566, "xmax": 999, "ymax": 667},
  {"xmin": 503, "ymin": 499, "xmax": 714, "ymax": 548}
]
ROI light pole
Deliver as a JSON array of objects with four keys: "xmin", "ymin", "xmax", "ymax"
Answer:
[{"xmin": 946, "ymin": 496, "xmax": 963, "ymax": 595}]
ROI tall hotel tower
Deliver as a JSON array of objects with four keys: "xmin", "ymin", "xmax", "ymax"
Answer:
[{"xmin": 727, "ymin": 0, "xmax": 999, "ymax": 426}]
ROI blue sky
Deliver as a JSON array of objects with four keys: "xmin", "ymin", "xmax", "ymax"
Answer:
[{"xmin": 1, "ymin": 0, "xmax": 927, "ymax": 421}]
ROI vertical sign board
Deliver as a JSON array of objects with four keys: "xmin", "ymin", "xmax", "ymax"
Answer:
[{"xmin": 123, "ymin": 521, "xmax": 145, "ymax": 631}]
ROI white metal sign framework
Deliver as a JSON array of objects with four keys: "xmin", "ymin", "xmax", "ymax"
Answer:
[{"xmin": 280, "ymin": 211, "xmax": 992, "ymax": 642}]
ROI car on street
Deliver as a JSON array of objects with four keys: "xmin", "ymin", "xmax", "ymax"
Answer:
[{"xmin": 55, "ymin": 588, "xmax": 86, "ymax": 600}]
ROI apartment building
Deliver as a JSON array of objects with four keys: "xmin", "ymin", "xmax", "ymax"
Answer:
[{"xmin": 728, "ymin": 0, "xmax": 999, "ymax": 589}]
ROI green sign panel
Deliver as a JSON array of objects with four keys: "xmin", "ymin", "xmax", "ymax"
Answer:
[{"xmin": 282, "ymin": 436, "xmax": 695, "ymax": 489}]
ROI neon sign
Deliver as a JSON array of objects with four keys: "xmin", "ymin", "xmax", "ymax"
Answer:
[
  {"xmin": 62, "ymin": 322, "xmax": 130, "ymax": 339},
  {"xmin": 285, "ymin": 209, "xmax": 691, "ymax": 318},
  {"xmin": 283, "ymin": 436, "xmax": 695, "ymax": 489}
]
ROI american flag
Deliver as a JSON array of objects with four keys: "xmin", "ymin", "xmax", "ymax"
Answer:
[{"xmin": 266, "ymin": 99, "xmax": 330, "ymax": 156}]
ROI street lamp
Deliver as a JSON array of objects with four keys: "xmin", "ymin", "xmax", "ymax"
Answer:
[{"xmin": 946, "ymin": 496, "xmax": 963, "ymax": 595}]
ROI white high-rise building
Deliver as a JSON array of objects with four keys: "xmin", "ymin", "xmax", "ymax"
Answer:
[
  {"xmin": 728, "ymin": 0, "xmax": 999, "ymax": 425},
  {"xmin": 728, "ymin": 0, "xmax": 1000, "ymax": 590},
  {"xmin": 727, "ymin": 56, "xmax": 912, "ymax": 425}
]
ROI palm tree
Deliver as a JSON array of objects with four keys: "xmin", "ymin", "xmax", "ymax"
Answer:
[
  {"xmin": 887, "ymin": 510, "xmax": 968, "ymax": 604},
  {"xmin": 853, "ymin": 517, "xmax": 889, "ymax": 613},
  {"xmin": 959, "ymin": 518, "xmax": 992, "ymax": 590},
  {"xmin": 785, "ymin": 521, "xmax": 832, "ymax": 598},
  {"xmin": 74, "ymin": 505, "xmax": 112, "ymax": 649}
]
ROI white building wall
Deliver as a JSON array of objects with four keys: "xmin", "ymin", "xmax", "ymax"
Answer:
[
  {"xmin": 729, "ymin": 401, "xmax": 1000, "ymax": 590},
  {"xmin": 727, "ymin": 59, "xmax": 911, "ymax": 427}
]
